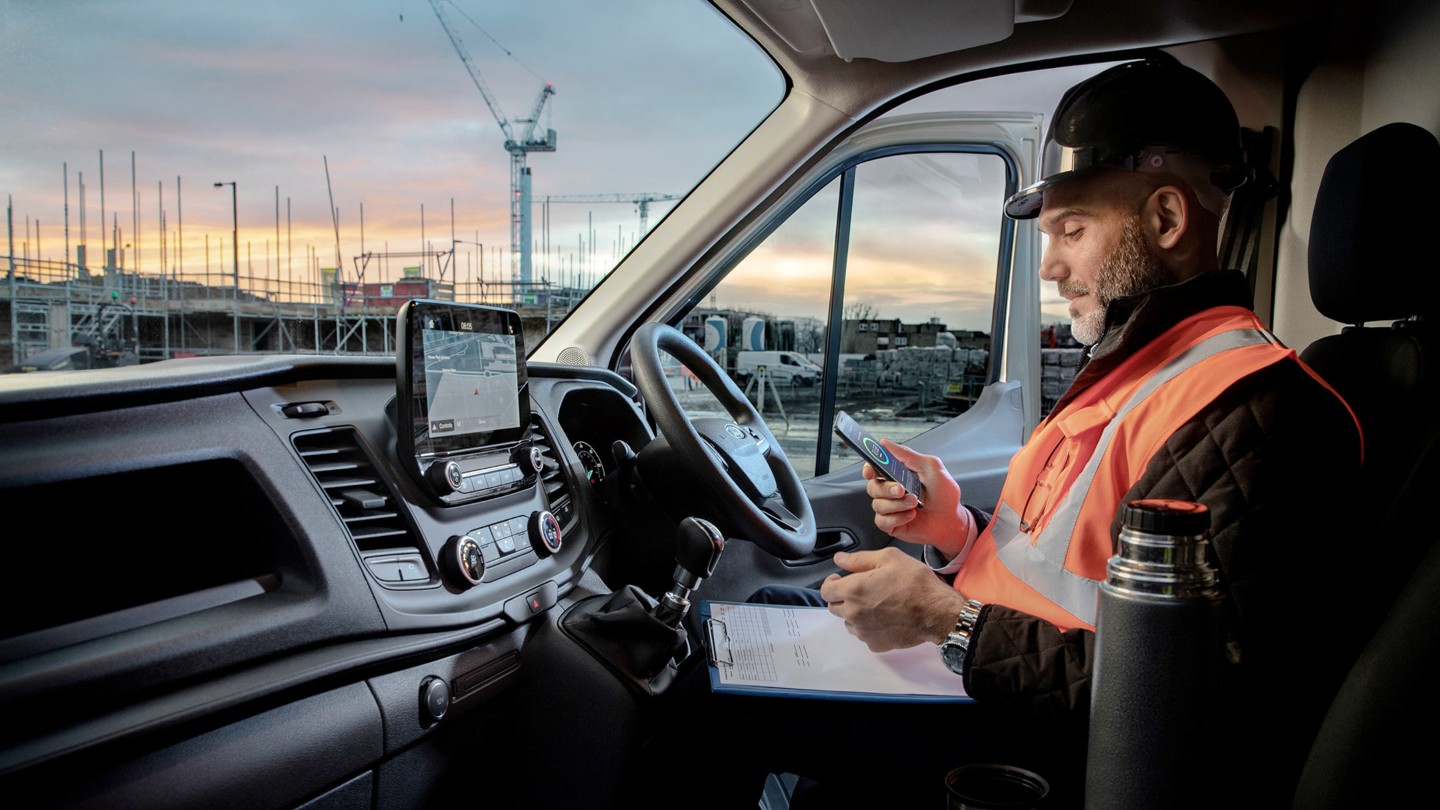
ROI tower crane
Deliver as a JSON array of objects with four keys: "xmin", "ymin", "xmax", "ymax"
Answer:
[
  {"xmin": 542, "ymin": 193, "xmax": 681, "ymax": 235},
  {"xmin": 427, "ymin": 0, "xmax": 556, "ymax": 298}
]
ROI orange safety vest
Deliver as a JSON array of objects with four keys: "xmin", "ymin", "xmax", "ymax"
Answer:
[{"xmin": 954, "ymin": 305, "xmax": 1355, "ymax": 631}]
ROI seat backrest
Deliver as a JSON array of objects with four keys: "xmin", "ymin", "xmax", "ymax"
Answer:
[
  {"xmin": 1290, "ymin": 525, "xmax": 1440, "ymax": 808},
  {"xmin": 1292, "ymin": 122, "xmax": 1440, "ymax": 809},
  {"xmin": 1299, "ymin": 121, "xmax": 1440, "ymax": 602}
]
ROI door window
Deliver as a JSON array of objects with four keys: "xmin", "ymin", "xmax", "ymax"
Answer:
[{"xmin": 680, "ymin": 148, "xmax": 1010, "ymax": 479}]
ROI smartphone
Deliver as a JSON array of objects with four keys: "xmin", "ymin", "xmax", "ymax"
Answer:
[{"xmin": 833, "ymin": 410, "xmax": 924, "ymax": 507}]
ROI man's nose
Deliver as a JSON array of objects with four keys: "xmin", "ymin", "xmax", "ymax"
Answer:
[{"xmin": 1038, "ymin": 241, "xmax": 1066, "ymax": 282}]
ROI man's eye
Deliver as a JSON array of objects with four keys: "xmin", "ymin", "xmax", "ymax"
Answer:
[{"xmin": 1063, "ymin": 228, "xmax": 1083, "ymax": 241}]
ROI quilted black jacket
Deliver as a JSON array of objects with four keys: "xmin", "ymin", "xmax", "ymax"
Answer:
[{"xmin": 959, "ymin": 270, "xmax": 1363, "ymax": 802}]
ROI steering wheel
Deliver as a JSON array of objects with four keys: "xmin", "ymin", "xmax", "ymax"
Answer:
[{"xmin": 629, "ymin": 322, "xmax": 817, "ymax": 560}]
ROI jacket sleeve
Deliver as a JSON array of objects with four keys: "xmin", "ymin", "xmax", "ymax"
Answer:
[{"xmin": 960, "ymin": 360, "xmax": 1363, "ymax": 729}]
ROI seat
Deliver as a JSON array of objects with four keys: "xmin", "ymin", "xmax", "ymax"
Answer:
[
  {"xmin": 1291, "ymin": 122, "xmax": 1440, "ymax": 808},
  {"xmin": 1298, "ymin": 121, "xmax": 1440, "ymax": 614},
  {"xmin": 1289, "ymin": 527, "xmax": 1440, "ymax": 808}
]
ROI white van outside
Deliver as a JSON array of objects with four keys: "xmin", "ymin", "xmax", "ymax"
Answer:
[{"xmin": 734, "ymin": 350, "xmax": 822, "ymax": 385}]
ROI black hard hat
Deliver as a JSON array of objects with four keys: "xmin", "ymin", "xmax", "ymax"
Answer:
[{"xmin": 1004, "ymin": 56, "xmax": 1251, "ymax": 219}]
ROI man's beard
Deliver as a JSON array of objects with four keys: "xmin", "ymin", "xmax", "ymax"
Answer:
[{"xmin": 1061, "ymin": 214, "xmax": 1172, "ymax": 346}]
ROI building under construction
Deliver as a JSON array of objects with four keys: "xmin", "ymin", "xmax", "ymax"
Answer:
[{"xmin": 0, "ymin": 252, "xmax": 583, "ymax": 372}]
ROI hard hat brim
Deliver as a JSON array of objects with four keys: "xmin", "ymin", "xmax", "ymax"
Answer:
[{"xmin": 1004, "ymin": 169, "xmax": 1087, "ymax": 219}]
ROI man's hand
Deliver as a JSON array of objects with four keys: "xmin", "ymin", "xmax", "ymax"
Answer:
[
  {"xmin": 865, "ymin": 439, "xmax": 970, "ymax": 558},
  {"xmin": 819, "ymin": 547, "xmax": 967, "ymax": 652}
]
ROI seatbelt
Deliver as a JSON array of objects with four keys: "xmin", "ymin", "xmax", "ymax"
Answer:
[{"xmin": 1219, "ymin": 126, "xmax": 1281, "ymax": 287}]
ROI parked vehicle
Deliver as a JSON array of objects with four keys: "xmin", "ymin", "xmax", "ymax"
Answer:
[{"xmin": 733, "ymin": 350, "xmax": 822, "ymax": 385}]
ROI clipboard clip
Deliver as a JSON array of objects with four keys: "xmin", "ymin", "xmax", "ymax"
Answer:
[{"xmin": 704, "ymin": 618, "xmax": 733, "ymax": 667}]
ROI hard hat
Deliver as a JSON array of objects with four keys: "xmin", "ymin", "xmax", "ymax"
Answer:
[{"xmin": 1004, "ymin": 56, "xmax": 1251, "ymax": 219}]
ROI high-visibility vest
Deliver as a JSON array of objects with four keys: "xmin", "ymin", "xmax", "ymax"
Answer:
[{"xmin": 953, "ymin": 305, "xmax": 1356, "ymax": 631}]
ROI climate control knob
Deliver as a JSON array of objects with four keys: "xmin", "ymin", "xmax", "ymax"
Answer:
[
  {"xmin": 440, "ymin": 534, "xmax": 485, "ymax": 587},
  {"xmin": 529, "ymin": 510, "xmax": 562, "ymax": 556}
]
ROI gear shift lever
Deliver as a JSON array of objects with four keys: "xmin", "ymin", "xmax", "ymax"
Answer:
[
  {"xmin": 560, "ymin": 516, "xmax": 725, "ymax": 694},
  {"xmin": 653, "ymin": 517, "xmax": 725, "ymax": 627}
]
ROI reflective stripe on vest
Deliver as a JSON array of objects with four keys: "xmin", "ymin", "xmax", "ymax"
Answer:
[{"xmin": 988, "ymin": 327, "xmax": 1277, "ymax": 627}]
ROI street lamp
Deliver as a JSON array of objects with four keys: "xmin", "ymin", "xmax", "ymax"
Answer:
[{"xmin": 214, "ymin": 181, "xmax": 239, "ymax": 348}]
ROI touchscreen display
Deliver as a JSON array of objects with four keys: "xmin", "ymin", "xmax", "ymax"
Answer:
[
  {"xmin": 833, "ymin": 410, "xmax": 924, "ymax": 507},
  {"xmin": 421, "ymin": 322, "xmax": 520, "ymax": 441},
  {"xmin": 397, "ymin": 300, "xmax": 529, "ymax": 461}
]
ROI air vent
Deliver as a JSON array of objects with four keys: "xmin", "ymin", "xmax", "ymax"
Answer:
[
  {"xmin": 529, "ymin": 413, "xmax": 575, "ymax": 527},
  {"xmin": 292, "ymin": 427, "xmax": 434, "ymax": 586}
]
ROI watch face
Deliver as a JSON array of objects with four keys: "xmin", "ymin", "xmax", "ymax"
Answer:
[{"xmin": 940, "ymin": 641, "xmax": 967, "ymax": 675}]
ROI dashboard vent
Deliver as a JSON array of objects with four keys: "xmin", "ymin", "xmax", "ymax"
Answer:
[
  {"xmin": 292, "ymin": 427, "xmax": 430, "ymax": 563},
  {"xmin": 529, "ymin": 413, "xmax": 574, "ymax": 526}
]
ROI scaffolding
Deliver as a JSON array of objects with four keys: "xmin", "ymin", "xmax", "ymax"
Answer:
[{"xmin": 0, "ymin": 254, "xmax": 583, "ymax": 370}]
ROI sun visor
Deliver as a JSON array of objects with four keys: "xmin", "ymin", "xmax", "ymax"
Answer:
[{"xmin": 740, "ymin": 0, "xmax": 1073, "ymax": 63}]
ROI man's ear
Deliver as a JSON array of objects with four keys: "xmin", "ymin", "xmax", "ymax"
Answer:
[{"xmin": 1145, "ymin": 185, "xmax": 1190, "ymax": 250}]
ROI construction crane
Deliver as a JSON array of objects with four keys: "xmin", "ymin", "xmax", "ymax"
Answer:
[
  {"xmin": 427, "ymin": 0, "xmax": 556, "ymax": 298},
  {"xmin": 542, "ymin": 193, "xmax": 681, "ymax": 235}
]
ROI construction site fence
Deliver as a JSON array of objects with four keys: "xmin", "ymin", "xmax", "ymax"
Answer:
[{"xmin": 1, "ymin": 258, "xmax": 588, "ymax": 312}]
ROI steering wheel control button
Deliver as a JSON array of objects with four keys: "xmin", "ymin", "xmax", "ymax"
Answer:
[
  {"xmin": 529, "ymin": 510, "xmax": 562, "ymax": 555},
  {"xmin": 420, "ymin": 676, "xmax": 450, "ymax": 724},
  {"xmin": 441, "ymin": 535, "xmax": 485, "ymax": 587}
]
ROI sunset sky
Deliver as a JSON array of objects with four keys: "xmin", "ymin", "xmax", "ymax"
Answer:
[{"xmin": 0, "ymin": 0, "xmax": 1094, "ymax": 330}]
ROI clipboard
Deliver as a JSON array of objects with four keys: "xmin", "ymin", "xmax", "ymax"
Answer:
[{"xmin": 701, "ymin": 600, "xmax": 972, "ymax": 703}]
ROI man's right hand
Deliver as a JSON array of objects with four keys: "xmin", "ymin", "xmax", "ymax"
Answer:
[{"xmin": 864, "ymin": 439, "xmax": 970, "ymax": 560}]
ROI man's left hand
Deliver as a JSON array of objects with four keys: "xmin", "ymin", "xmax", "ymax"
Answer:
[{"xmin": 819, "ymin": 547, "xmax": 967, "ymax": 652}]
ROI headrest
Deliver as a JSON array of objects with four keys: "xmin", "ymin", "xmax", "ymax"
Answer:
[{"xmin": 1309, "ymin": 122, "xmax": 1440, "ymax": 325}]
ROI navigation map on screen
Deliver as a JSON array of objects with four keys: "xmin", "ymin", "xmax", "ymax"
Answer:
[{"xmin": 421, "ymin": 323, "xmax": 520, "ymax": 441}]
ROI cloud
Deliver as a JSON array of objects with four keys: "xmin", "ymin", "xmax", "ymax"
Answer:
[{"xmin": 0, "ymin": 0, "xmax": 780, "ymax": 284}]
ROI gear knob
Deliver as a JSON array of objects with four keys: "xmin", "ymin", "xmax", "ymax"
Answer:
[
  {"xmin": 676, "ymin": 516, "xmax": 725, "ymax": 582},
  {"xmin": 654, "ymin": 517, "xmax": 726, "ymax": 628}
]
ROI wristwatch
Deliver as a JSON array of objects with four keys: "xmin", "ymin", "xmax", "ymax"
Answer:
[{"xmin": 939, "ymin": 598, "xmax": 985, "ymax": 676}]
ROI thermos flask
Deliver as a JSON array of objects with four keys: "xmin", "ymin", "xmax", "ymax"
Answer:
[{"xmin": 1084, "ymin": 498, "xmax": 1224, "ymax": 810}]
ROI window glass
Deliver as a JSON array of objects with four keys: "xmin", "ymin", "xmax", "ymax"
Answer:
[
  {"xmin": 883, "ymin": 63, "xmax": 1126, "ymax": 417},
  {"xmin": 0, "ymin": 0, "xmax": 782, "ymax": 367},
  {"xmin": 688, "ymin": 150, "xmax": 1007, "ymax": 479},
  {"xmin": 828, "ymin": 152, "xmax": 1004, "ymax": 473},
  {"xmin": 676, "ymin": 180, "xmax": 839, "ymax": 432}
]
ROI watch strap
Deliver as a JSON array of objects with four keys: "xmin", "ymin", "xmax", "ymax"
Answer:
[{"xmin": 940, "ymin": 598, "xmax": 984, "ymax": 675}]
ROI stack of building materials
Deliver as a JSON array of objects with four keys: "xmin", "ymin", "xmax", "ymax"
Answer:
[{"xmin": 1041, "ymin": 348, "xmax": 1085, "ymax": 413}]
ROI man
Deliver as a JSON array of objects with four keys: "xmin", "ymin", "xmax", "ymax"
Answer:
[
  {"xmin": 667, "ymin": 57, "xmax": 1363, "ymax": 808},
  {"xmin": 808, "ymin": 56, "xmax": 1364, "ymax": 806}
]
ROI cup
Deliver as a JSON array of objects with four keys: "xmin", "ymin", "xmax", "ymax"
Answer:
[{"xmin": 944, "ymin": 763, "xmax": 1050, "ymax": 810}]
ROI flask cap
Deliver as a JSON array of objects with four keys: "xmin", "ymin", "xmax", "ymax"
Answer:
[{"xmin": 1121, "ymin": 499, "xmax": 1209, "ymax": 536}]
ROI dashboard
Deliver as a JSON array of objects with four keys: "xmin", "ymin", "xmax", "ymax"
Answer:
[{"xmin": 0, "ymin": 351, "xmax": 657, "ymax": 807}]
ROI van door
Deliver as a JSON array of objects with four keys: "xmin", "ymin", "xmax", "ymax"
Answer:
[{"xmin": 676, "ymin": 112, "xmax": 1045, "ymax": 590}]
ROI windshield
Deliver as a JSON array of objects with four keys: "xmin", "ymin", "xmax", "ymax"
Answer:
[{"xmin": 0, "ymin": 0, "xmax": 782, "ymax": 369}]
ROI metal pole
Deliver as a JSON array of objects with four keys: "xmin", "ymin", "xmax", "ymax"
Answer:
[{"xmin": 215, "ymin": 181, "xmax": 239, "ymax": 349}]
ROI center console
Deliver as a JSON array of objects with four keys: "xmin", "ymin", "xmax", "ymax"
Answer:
[{"xmin": 396, "ymin": 299, "xmax": 541, "ymax": 506}]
